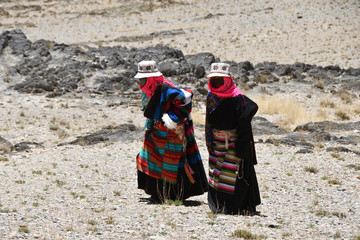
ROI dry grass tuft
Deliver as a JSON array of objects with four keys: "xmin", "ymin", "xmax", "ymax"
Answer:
[
  {"xmin": 320, "ymin": 99, "xmax": 335, "ymax": 108},
  {"xmin": 191, "ymin": 111, "xmax": 205, "ymax": 125},
  {"xmin": 335, "ymin": 111, "xmax": 350, "ymax": 121},
  {"xmin": 232, "ymin": 229, "xmax": 266, "ymax": 239},
  {"xmin": 253, "ymin": 95, "xmax": 326, "ymax": 128},
  {"xmin": 338, "ymin": 89, "xmax": 352, "ymax": 104}
]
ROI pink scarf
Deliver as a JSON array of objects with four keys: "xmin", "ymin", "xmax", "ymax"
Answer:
[
  {"xmin": 139, "ymin": 75, "xmax": 175, "ymax": 98},
  {"xmin": 208, "ymin": 76, "xmax": 242, "ymax": 98}
]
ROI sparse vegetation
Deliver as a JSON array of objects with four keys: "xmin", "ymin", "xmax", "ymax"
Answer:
[
  {"xmin": 87, "ymin": 220, "xmax": 97, "ymax": 225},
  {"xmin": 320, "ymin": 99, "xmax": 335, "ymax": 108},
  {"xmin": 106, "ymin": 216, "xmax": 114, "ymax": 224},
  {"xmin": 232, "ymin": 229, "xmax": 266, "ymax": 239},
  {"xmin": 315, "ymin": 209, "xmax": 329, "ymax": 216},
  {"xmin": 328, "ymin": 179, "xmax": 341, "ymax": 185},
  {"xmin": 252, "ymin": 95, "xmax": 326, "ymax": 128},
  {"xmin": 164, "ymin": 199, "xmax": 183, "ymax": 206},
  {"xmin": 331, "ymin": 152, "xmax": 345, "ymax": 161},
  {"xmin": 55, "ymin": 180, "xmax": 66, "ymax": 187},
  {"xmin": 338, "ymin": 90, "xmax": 352, "ymax": 104},
  {"xmin": 304, "ymin": 166, "xmax": 319, "ymax": 174},
  {"xmin": 314, "ymin": 81, "xmax": 324, "ymax": 89},
  {"xmin": 0, "ymin": 208, "xmax": 10, "ymax": 213},
  {"xmin": 0, "ymin": 157, "xmax": 9, "ymax": 162},
  {"xmin": 334, "ymin": 231, "xmax": 341, "ymax": 239},
  {"xmin": 49, "ymin": 124, "xmax": 59, "ymax": 131},
  {"xmin": 18, "ymin": 227, "xmax": 30, "ymax": 233},
  {"xmin": 335, "ymin": 110, "xmax": 350, "ymax": 120},
  {"xmin": 0, "ymin": 2, "xmax": 358, "ymax": 240}
]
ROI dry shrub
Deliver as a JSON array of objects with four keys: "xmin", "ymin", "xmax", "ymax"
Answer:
[
  {"xmin": 335, "ymin": 110, "xmax": 350, "ymax": 121},
  {"xmin": 338, "ymin": 89, "xmax": 352, "ymax": 104},
  {"xmin": 253, "ymin": 95, "xmax": 323, "ymax": 127},
  {"xmin": 320, "ymin": 99, "xmax": 335, "ymax": 108},
  {"xmin": 316, "ymin": 109, "xmax": 328, "ymax": 120},
  {"xmin": 191, "ymin": 111, "xmax": 205, "ymax": 125},
  {"xmin": 354, "ymin": 103, "xmax": 360, "ymax": 115},
  {"xmin": 314, "ymin": 81, "xmax": 324, "ymax": 89},
  {"xmin": 232, "ymin": 229, "xmax": 266, "ymax": 239}
]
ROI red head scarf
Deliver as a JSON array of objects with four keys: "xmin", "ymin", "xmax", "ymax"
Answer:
[
  {"xmin": 139, "ymin": 75, "xmax": 175, "ymax": 98},
  {"xmin": 208, "ymin": 76, "xmax": 242, "ymax": 98}
]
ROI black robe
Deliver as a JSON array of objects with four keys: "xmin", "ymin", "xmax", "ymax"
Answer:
[{"xmin": 206, "ymin": 94, "xmax": 261, "ymax": 214}]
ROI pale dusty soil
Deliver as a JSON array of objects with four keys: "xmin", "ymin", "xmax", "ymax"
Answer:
[
  {"xmin": 0, "ymin": 0, "xmax": 360, "ymax": 239},
  {"xmin": 0, "ymin": 91, "xmax": 359, "ymax": 240},
  {"xmin": 0, "ymin": 0, "xmax": 359, "ymax": 68}
]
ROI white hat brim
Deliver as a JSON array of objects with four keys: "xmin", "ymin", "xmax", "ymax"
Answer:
[
  {"xmin": 134, "ymin": 71, "xmax": 163, "ymax": 79},
  {"xmin": 207, "ymin": 72, "xmax": 230, "ymax": 78}
]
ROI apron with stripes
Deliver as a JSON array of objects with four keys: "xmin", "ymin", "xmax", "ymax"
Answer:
[{"xmin": 209, "ymin": 129, "xmax": 243, "ymax": 194}]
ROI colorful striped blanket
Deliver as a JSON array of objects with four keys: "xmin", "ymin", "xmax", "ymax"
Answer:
[{"xmin": 137, "ymin": 123, "xmax": 184, "ymax": 184}]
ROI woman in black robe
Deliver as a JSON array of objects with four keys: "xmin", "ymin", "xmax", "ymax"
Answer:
[{"xmin": 205, "ymin": 62, "xmax": 261, "ymax": 215}]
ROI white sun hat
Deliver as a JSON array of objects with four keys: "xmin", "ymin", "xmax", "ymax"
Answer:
[
  {"xmin": 134, "ymin": 60, "xmax": 163, "ymax": 79},
  {"xmin": 207, "ymin": 62, "xmax": 231, "ymax": 78}
]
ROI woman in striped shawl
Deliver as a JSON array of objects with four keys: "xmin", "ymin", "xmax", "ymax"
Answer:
[
  {"xmin": 205, "ymin": 62, "xmax": 261, "ymax": 215},
  {"xmin": 135, "ymin": 60, "xmax": 208, "ymax": 202}
]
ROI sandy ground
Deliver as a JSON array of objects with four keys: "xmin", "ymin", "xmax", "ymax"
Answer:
[
  {"xmin": 1, "ymin": 0, "xmax": 360, "ymax": 239},
  {"xmin": 0, "ymin": 0, "xmax": 359, "ymax": 69},
  {"xmin": 0, "ymin": 91, "xmax": 359, "ymax": 239}
]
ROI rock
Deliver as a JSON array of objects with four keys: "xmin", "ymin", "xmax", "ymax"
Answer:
[
  {"xmin": 14, "ymin": 142, "xmax": 44, "ymax": 152},
  {"xmin": 253, "ymin": 70, "xmax": 280, "ymax": 84},
  {"xmin": 59, "ymin": 124, "xmax": 138, "ymax": 146},
  {"xmin": 115, "ymin": 29, "xmax": 185, "ymax": 42},
  {"xmin": 254, "ymin": 61, "xmax": 277, "ymax": 72},
  {"xmin": 326, "ymin": 147, "xmax": 360, "ymax": 155},
  {"xmin": 185, "ymin": 52, "xmax": 215, "ymax": 71},
  {"xmin": 339, "ymin": 75, "xmax": 360, "ymax": 91},
  {"xmin": 294, "ymin": 121, "xmax": 360, "ymax": 132},
  {"xmin": 193, "ymin": 65, "xmax": 205, "ymax": 78},
  {"xmin": 6, "ymin": 29, "xmax": 31, "ymax": 55},
  {"xmin": 1, "ymin": 29, "xmax": 359, "ymax": 101},
  {"xmin": 252, "ymin": 116, "xmax": 288, "ymax": 135},
  {"xmin": 345, "ymin": 67, "xmax": 360, "ymax": 76},
  {"xmin": 296, "ymin": 148, "xmax": 314, "ymax": 154},
  {"xmin": 332, "ymin": 135, "xmax": 360, "ymax": 145},
  {"xmin": 0, "ymin": 30, "xmax": 9, "ymax": 54},
  {"xmin": 274, "ymin": 64, "xmax": 293, "ymax": 76},
  {"xmin": 0, "ymin": 136, "xmax": 14, "ymax": 153},
  {"xmin": 158, "ymin": 61, "xmax": 180, "ymax": 77},
  {"xmin": 279, "ymin": 133, "xmax": 314, "ymax": 148},
  {"xmin": 306, "ymin": 129, "xmax": 331, "ymax": 142}
]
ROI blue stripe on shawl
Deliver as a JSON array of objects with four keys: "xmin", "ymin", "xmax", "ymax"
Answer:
[{"xmin": 153, "ymin": 87, "xmax": 186, "ymax": 121}]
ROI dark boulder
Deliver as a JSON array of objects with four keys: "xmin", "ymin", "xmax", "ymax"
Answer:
[
  {"xmin": 0, "ymin": 136, "xmax": 14, "ymax": 153},
  {"xmin": 345, "ymin": 67, "xmax": 360, "ymax": 76},
  {"xmin": 306, "ymin": 129, "xmax": 331, "ymax": 142},
  {"xmin": 14, "ymin": 142, "xmax": 44, "ymax": 152},
  {"xmin": 58, "ymin": 124, "xmax": 138, "ymax": 146},
  {"xmin": 326, "ymin": 146, "xmax": 360, "ymax": 155},
  {"xmin": 252, "ymin": 116, "xmax": 288, "ymax": 135},
  {"xmin": 185, "ymin": 52, "xmax": 215, "ymax": 71},
  {"xmin": 294, "ymin": 121, "xmax": 360, "ymax": 132},
  {"xmin": 6, "ymin": 29, "xmax": 31, "ymax": 55}
]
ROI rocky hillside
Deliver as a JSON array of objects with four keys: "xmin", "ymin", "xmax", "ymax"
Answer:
[{"xmin": 0, "ymin": 29, "xmax": 360, "ymax": 239}]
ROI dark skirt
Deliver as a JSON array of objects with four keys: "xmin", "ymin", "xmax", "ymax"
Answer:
[
  {"xmin": 138, "ymin": 160, "xmax": 208, "ymax": 201},
  {"xmin": 208, "ymin": 160, "xmax": 261, "ymax": 215}
]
